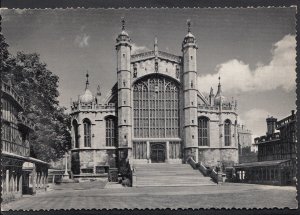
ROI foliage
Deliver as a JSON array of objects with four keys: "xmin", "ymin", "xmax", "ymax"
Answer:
[{"xmin": 1, "ymin": 34, "xmax": 71, "ymax": 162}]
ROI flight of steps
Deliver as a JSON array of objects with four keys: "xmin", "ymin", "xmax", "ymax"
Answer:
[{"xmin": 134, "ymin": 163, "xmax": 215, "ymax": 187}]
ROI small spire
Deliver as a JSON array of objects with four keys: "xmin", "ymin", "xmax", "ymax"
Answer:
[
  {"xmin": 210, "ymin": 87, "xmax": 214, "ymax": 96},
  {"xmin": 216, "ymin": 74, "xmax": 222, "ymax": 96},
  {"xmin": 85, "ymin": 70, "xmax": 89, "ymax": 90},
  {"xmin": 154, "ymin": 36, "xmax": 158, "ymax": 57},
  {"xmin": 121, "ymin": 17, "xmax": 125, "ymax": 31},
  {"xmin": 187, "ymin": 19, "xmax": 191, "ymax": 33},
  {"xmin": 97, "ymin": 84, "xmax": 101, "ymax": 96}
]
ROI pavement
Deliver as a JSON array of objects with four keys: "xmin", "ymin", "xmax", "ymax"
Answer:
[{"xmin": 2, "ymin": 183, "xmax": 297, "ymax": 210}]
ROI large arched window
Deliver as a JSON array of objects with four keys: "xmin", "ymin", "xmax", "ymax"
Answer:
[
  {"xmin": 106, "ymin": 116, "xmax": 117, "ymax": 147},
  {"xmin": 198, "ymin": 117, "xmax": 209, "ymax": 146},
  {"xmin": 72, "ymin": 120, "xmax": 79, "ymax": 148},
  {"xmin": 224, "ymin": 119, "xmax": 231, "ymax": 146},
  {"xmin": 83, "ymin": 118, "xmax": 91, "ymax": 147},
  {"xmin": 133, "ymin": 76, "xmax": 179, "ymax": 138}
]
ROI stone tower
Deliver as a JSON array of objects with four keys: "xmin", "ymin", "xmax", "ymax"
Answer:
[
  {"xmin": 116, "ymin": 18, "xmax": 132, "ymax": 161},
  {"xmin": 182, "ymin": 20, "xmax": 199, "ymax": 162}
]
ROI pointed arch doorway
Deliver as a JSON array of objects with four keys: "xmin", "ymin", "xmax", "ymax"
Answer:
[{"xmin": 150, "ymin": 143, "xmax": 166, "ymax": 163}]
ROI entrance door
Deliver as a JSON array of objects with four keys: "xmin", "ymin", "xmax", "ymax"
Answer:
[
  {"xmin": 151, "ymin": 143, "xmax": 166, "ymax": 163},
  {"xmin": 22, "ymin": 171, "xmax": 31, "ymax": 194}
]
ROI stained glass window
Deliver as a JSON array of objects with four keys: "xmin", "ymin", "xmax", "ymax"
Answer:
[
  {"xmin": 106, "ymin": 116, "xmax": 117, "ymax": 147},
  {"xmin": 224, "ymin": 119, "xmax": 231, "ymax": 146},
  {"xmin": 198, "ymin": 117, "xmax": 209, "ymax": 146},
  {"xmin": 133, "ymin": 76, "xmax": 179, "ymax": 138},
  {"xmin": 72, "ymin": 120, "xmax": 79, "ymax": 148},
  {"xmin": 83, "ymin": 118, "xmax": 91, "ymax": 147}
]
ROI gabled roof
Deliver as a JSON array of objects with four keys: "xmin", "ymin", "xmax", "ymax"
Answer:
[{"xmin": 131, "ymin": 51, "xmax": 182, "ymax": 64}]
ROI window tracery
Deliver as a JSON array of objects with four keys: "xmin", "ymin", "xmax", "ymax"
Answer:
[
  {"xmin": 106, "ymin": 116, "xmax": 117, "ymax": 147},
  {"xmin": 133, "ymin": 76, "xmax": 179, "ymax": 138},
  {"xmin": 198, "ymin": 117, "xmax": 209, "ymax": 146},
  {"xmin": 83, "ymin": 118, "xmax": 91, "ymax": 147},
  {"xmin": 224, "ymin": 119, "xmax": 231, "ymax": 146}
]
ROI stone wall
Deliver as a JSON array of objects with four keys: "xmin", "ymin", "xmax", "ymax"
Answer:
[
  {"xmin": 198, "ymin": 148, "xmax": 238, "ymax": 167},
  {"xmin": 71, "ymin": 149, "xmax": 117, "ymax": 174}
]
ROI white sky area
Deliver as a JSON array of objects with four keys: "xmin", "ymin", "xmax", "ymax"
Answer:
[{"xmin": 1, "ymin": 8, "xmax": 297, "ymax": 140}]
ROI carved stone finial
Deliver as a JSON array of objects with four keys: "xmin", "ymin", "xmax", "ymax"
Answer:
[
  {"xmin": 187, "ymin": 19, "xmax": 191, "ymax": 33},
  {"xmin": 85, "ymin": 70, "xmax": 89, "ymax": 90},
  {"xmin": 97, "ymin": 84, "xmax": 101, "ymax": 96},
  {"xmin": 121, "ymin": 17, "xmax": 125, "ymax": 31}
]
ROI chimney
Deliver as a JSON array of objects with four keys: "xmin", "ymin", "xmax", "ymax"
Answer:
[{"xmin": 266, "ymin": 117, "xmax": 277, "ymax": 135}]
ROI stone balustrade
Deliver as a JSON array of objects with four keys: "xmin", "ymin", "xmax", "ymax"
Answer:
[
  {"xmin": 71, "ymin": 102, "xmax": 116, "ymax": 112},
  {"xmin": 197, "ymin": 104, "xmax": 236, "ymax": 112}
]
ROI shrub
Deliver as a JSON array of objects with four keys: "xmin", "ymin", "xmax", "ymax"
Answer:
[{"xmin": 121, "ymin": 178, "xmax": 131, "ymax": 187}]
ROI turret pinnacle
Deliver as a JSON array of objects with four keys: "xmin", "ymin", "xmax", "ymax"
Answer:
[
  {"xmin": 216, "ymin": 74, "xmax": 222, "ymax": 96},
  {"xmin": 210, "ymin": 87, "xmax": 214, "ymax": 96},
  {"xmin": 187, "ymin": 19, "xmax": 191, "ymax": 33},
  {"xmin": 85, "ymin": 71, "xmax": 89, "ymax": 90},
  {"xmin": 116, "ymin": 17, "xmax": 131, "ymax": 45},
  {"xmin": 121, "ymin": 17, "xmax": 125, "ymax": 31},
  {"xmin": 97, "ymin": 84, "xmax": 101, "ymax": 96},
  {"xmin": 154, "ymin": 37, "xmax": 158, "ymax": 52}
]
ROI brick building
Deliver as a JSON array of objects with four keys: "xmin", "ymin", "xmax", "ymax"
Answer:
[{"xmin": 69, "ymin": 20, "xmax": 240, "ymax": 180}]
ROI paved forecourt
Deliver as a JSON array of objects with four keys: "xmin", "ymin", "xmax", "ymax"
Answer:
[{"xmin": 2, "ymin": 183, "xmax": 297, "ymax": 210}]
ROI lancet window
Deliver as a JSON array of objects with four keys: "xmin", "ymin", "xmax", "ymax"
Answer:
[
  {"xmin": 198, "ymin": 117, "xmax": 210, "ymax": 146},
  {"xmin": 224, "ymin": 119, "xmax": 231, "ymax": 146},
  {"xmin": 83, "ymin": 118, "xmax": 91, "ymax": 147},
  {"xmin": 106, "ymin": 116, "xmax": 117, "ymax": 147}
]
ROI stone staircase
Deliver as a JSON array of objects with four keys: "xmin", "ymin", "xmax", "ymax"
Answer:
[{"xmin": 134, "ymin": 163, "xmax": 215, "ymax": 187}]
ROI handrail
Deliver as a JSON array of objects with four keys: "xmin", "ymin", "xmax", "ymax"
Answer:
[
  {"xmin": 210, "ymin": 169, "xmax": 218, "ymax": 183},
  {"xmin": 199, "ymin": 162, "xmax": 208, "ymax": 176},
  {"xmin": 187, "ymin": 157, "xmax": 197, "ymax": 169},
  {"xmin": 187, "ymin": 157, "xmax": 222, "ymax": 184}
]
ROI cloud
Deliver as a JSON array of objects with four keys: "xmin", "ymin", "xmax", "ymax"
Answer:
[
  {"xmin": 74, "ymin": 33, "xmax": 90, "ymax": 48},
  {"xmin": 131, "ymin": 43, "xmax": 149, "ymax": 54},
  {"xmin": 239, "ymin": 108, "xmax": 270, "ymax": 138},
  {"xmin": 198, "ymin": 34, "xmax": 296, "ymax": 93}
]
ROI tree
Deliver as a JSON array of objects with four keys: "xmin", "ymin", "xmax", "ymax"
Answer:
[{"xmin": 1, "ymin": 34, "xmax": 71, "ymax": 162}]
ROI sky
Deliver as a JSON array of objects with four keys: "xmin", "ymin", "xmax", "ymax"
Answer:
[{"xmin": 1, "ymin": 7, "xmax": 297, "ymax": 139}]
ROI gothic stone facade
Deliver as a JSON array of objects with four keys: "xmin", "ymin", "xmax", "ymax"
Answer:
[{"xmin": 70, "ymin": 24, "xmax": 239, "ymax": 179}]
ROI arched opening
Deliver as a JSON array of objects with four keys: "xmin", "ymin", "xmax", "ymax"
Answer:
[
  {"xmin": 72, "ymin": 120, "xmax": 79, "ymax": 148},
  {"xmin": 105, "ymin": 116, "xmax": 117, "ymax": 147},
  {"xmin": 198, "ymin": 117, "xmax": 210, "ymax": 146},
  {"xmin": 83, "ymin": 118, "xmax": 91, "ymax": 147},
  {"xmin": 224, "ymin": 119, "xmax": 232, "ymax": 146},
  {"xmin": 133, "ymin": 75, "xmax": 180, "ymax": 138}
]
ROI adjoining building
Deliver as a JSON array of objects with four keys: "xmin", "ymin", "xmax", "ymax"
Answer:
[
  {"xmin": 237, "ymin": 125, "xmax": 257, "ymax": 163},
  {"xmin": 233, "ymin": 110, "xmax": 297, "ymax": 186},
  {"xmin": 69, "ymin": 20, "xmax": 240, "ymax": 180},
  {"xmin": 1, "ymin": 81, "xmax": 49, "ymax": 203},
  {"xmin": 237, "ymin": 124, "xmax": 252, "ymax": 155}
]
